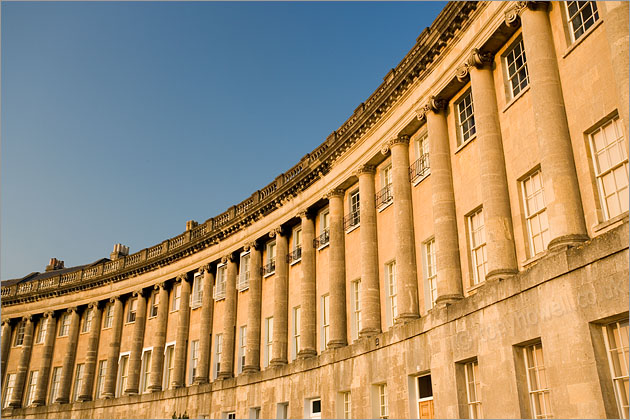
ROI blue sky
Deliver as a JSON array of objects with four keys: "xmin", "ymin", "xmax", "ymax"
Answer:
[{"xmin": 1, "ymin": 1, "xmax": 444, "ymax": 280}]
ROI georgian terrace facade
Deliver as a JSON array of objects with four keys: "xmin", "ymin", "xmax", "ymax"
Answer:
[{"xmin": 1, "ymin": 1, "xmax": 629, "ymax": 419}]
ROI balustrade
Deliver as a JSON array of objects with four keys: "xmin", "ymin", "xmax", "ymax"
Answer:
[
  {"xmin": 409, "ymin": 153, "xmax": 430, "ymax": 183},
  {"xmin": 343, "ymin": 210, "xmax": 360, "ymax": 230},
  {"xmin": 287, "ymin": 246, "xmax": 302, "ymax": 264},
  {"xmin": 375, "ymin": 184, "xmax": 393, "ymax": 209}
]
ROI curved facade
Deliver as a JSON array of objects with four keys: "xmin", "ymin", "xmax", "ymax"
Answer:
[{"xmin": 1, "ymin": 2, "xmax": 629, "ymax": 418}]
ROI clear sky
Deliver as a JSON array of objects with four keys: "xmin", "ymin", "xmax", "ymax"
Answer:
[{"xmin": 1, "ymin": 1, "xmax": 444, "ymax": 280}]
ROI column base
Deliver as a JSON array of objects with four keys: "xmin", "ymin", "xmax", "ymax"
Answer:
[
  {"xmin": 486, "ymin": 268, "xmax": 518, "ymax": 282},
  {"xmin": 77, "ymin": 395, "xmax": 92, "ymax": 402},
  {"xmin": 148, "ymin": 385, "xmax": 162, "ymax": 393},
  {"xmin": 297, "ymin": 349, "xmax": 317, "ymax": 359},
  {"xmin": 242, "ymin": 365, "xmax": 260, "ymax": 374},
  {"xmin": 8, "ymin": 401, "xmax": 22, "ymax": 408},
  {"xmin": 395, "ymin": 313, "xmax": 420, "ymax": 324},
  {"xmin": 327, "ymin": 339, "xmax": 347, "ymax": 349},
  {"xmin": 548, "ymin": 234, "xmax": 589, "ymax": 251},
  {"xmin": 102, "ymin": 393, "xmax": 115, "ymax": 399},
  {"xmin": 54, "ymin": 398, "xmax": 69, "ymax": 404},
  {"xmin": 435, "ymin": 294, "xmax": 464, "ymax": 307},
  {"xmin": 217, "ymin": 372, "xmax": 233, "ymax": 380},
  {"xmin": 124, "ymin": 388, "xmax": 139, "ymax": 396},
  {"xmin": 193, "ymin": 376, "xmax": 209, "ymax": 385},
  {"xmin": 270, "ymin": 358, "xmax": 288, "ymax": 367},
  {"xmin": 359, "ymin": 327, "xmax": 381, "ymax": 337},
  {"xmin": 31, "ymin": 400, "xmax": 46, "ymax": 407}
]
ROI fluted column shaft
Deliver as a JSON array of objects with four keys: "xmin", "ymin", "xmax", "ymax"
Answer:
[
  {"xmin": 172, "ymin": 275, "xmax": 191, "ymax": 388},
  {"xmin": 103, "ymin": 297, "xmax": 124, "ymax": 398},
  {"xmin": 32, "ymin": 313, "xmax": 56, "ymax": 406},
  {"xmin": 56, "ymin": 308, "xmax": 80, "ymax": 403},
  {"xmin": 468, "ymin": 60, "xmax": 518, "ymax": 280},
  {"xmin": 298, "ymin": 213, "xmax": 318, "ymax": 357},
  {"xmin": 78, "ymin": 303, "xmax": 102, "ymax": 401},
  {"xmin": 519, "ymin": 4, "xmax": 588, "ymax": 249},
  {"xmin": 149, "ymin": 284, "xmax": 169, "ymax": 392},
  {"xmin": 126, "ymin": 291, "xmax": 148, "ymax": 394},
  {"xmin": 1, "ymin": 321, "xmax": 12, "ymax": 388},
  {"xmin": 195, "ymin": 266, "xmax": 214, "ymax": 383},
  {"xmin": 271, "ymin": 231, "xmax": 289, "ymax": 364},
  {"xmin": 328, "ymin": 190, "xmax": 348, "ymax": 348},
  {"xmin": 219, "ymin": 258, "xmax": 238, "ymax": 378},
  {"xmin": 9, "ymin": 317, "xmax": 34, "ymax": 407},
  {"xmin": 244, "ymin": 245, "xmax": 263, "ymax": 373},
  {"xmin": 426, "ymin": 105, "xmax": 464, "ymax": 304},
  {"xmin": 357, "ymin": 167, "xmax": 381, "ymax": 336}
]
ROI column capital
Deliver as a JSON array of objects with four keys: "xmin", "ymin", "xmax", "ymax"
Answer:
[
  {"xmin": 21, "ymin": 315, "xmax": 33, "ymax": 323},
  {"xmin": 197, "ymin": 264, "xmax": 211, "ymax": 275},
  {"xmin": 416, "ymin": 96, "xmax": 448, "ymax": 121},
  {"xmin": 243, "ymin": 241, "xmax": 261, "ymax": 252},
  {"xmin": 175, "ymin": 273, "xmax": 189, "ymax": 283},
  {"xmin": 457, "ymin": 48, "xmax": 494, "ymax": 82},
  {"xmin": 505, "ymin": 1, "xmax": 548, "ymax": 27},
  {"xmin": 354, "ymin": 164, "xmax": 376, "ymax": 176},
  {"xmin": 325, "ymin": 188, "xmax": 345, "ymax": 199},
  {"xmin": 269, "ymin": 226, "xmax": 286, "ymax": 238},
  {"xmin": 132, "ymin": 289, "xmax": 147, "ymax": 298},
  {"xmin": 385, "ymin": 134, "xmax": 410, "ymax": 152},
  {"xmin": 87, "ymin": 301, "xmax": 101, "ymax": 310},
  {"xmin": 66, "ymin": 306, "xmax": 78, "ymax": 314},
  {"xmin": 154, "ymin": 282, "xmax": 167, "ymax": 291},
  {"xmin": 109, "ymin": 295, "xmax": 121, "ymax": 304},
  {"xmin": 297, "ymin": 209, "xmax": 314, "ymax": 221},
  {"xmin": 43, "ymin": 311, "xmax": 55, "ymax": 319},
  {"xmin": 2, "ymin": 318, "xmax": 13, "ymax": 327}
]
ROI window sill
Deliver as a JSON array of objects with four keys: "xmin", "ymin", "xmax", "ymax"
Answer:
[
  {"xmin": 169, "ymin": 310, "xmax": 180, "ymax": 314},
  {"xmin": 213, "ymin": 297, "xmax": 226, "ymax": 302},
  {"xmin": 147, "ymin": 315, "xmax": 157, "ymax": 320},
  {"xmin": 124, "ymin": 321, "xmax": 136, "ymax": 325},
  {"xmin": 502, "ymin": 84, "xmax": 530, "ymax": 114},
  {"xmin": 454, "ymin": 134, "xmax": 477, "ymax": 155},
  {"xmin": 593, "ymin": 211, "xmax": 629, "ymax": 233},
  {"xmin": 521, "ymin": 251, "xmax": 548, "ymax": 269},
  {"xmin": 466, "ymin": 281, "xmax": 486, "ymax": 295},
  {"xmin": 237, "ymin": 286, "xmax": 250, "ymax": 292},
  {"xmin": 191, "ymin": 305, "xmax": 201, "ymax": 310},
  {"xmin": 377, "ymin": 201, "xmax": 393, "ymax": 213},
  {"xmin": 562, "ymin": 18, "xmax": 603, "ymax": 59},
  {"xmin": 290, "ymin": 258, "xmax": 302, "ymax": 266},
  {"xmin": 263, "ymin": 271, "xmax": 275, "ymax": 279},
  {"xmin": 345, "ymin": 224, "xmax": 360, "ymax": 234},
  {"xmin": 412, "ymin": 173, "xmax": 430, "ymax": 187},
  {"xmin": 102, "ymin": 326, "xmax": 112, "ymax": 331},
  {"xmin": 317, "ymin": 242, "xmax": 329, "ymax": 251}
]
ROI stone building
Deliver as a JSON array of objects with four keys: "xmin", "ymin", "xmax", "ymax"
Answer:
[{"xmin": 1, "ymin": 1, "xmax": 628, "ymax": 418}]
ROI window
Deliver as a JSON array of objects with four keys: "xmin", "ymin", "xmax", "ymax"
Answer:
[
  {"xmin": 316, "ymin": 210, "xmax": 330, "ymax": 248},
  {"xmin": 456, "ymin": 90, "xmax": 476, "ymax": 146},
  {"xmin": 127, "ymin": 298, "xmax": 137, "ymax": 323},
  {"xmin": 565, "ymin": 1, "xmax": 599, "ymax": 43},
  {"xmin": 117, "ymin": 354, "xmax": 129, "ymax": 397},
  {"xmin": 522, "ymin": 170, "xmax": 550, "ymax": 257},
  {"xmin": 25, "ymin": 371, "xmax": 38, "ymax": 407},
  {"xmin": 215, "ymin": 264, "xmax": 227, "ymax": 300},
  {"xmin": 140, "ymin": 350, "xmax": 152, "ymax": 393},
  {"xmin": 277, "ymin": 402, "xmax": 289, "ymax": 419},
  {"xmin": 376, "ymin": 165, "xmax": 393, "ymax": 209},
  {"xmin": 524, "ymin": 342, "xmax": 552, "ymax": 418},
  {"xmin": 307, "ymin": 398, "xmax": 321, "ymax": 419},
  {"xmin": 351, "ymin": 280, "xmax": 361, "ymax": 340},
  {"xmin": 3, "ymin": 373, "xmax": 15, "ymax": 408},
  {"xmin": 603, "ymin": 320, "xmax": 629, "ymax": 418},
  {"xmin": 192, "ymin": 272, "xmax": 203, "ymax": 308},
  {"xmin": 189, "ymin": 340, "xmax": 199, "ymax": 384},
  {"xmin": 411, "ymin": 132, "xmax": 430, "ymax": 183},
  {"xmin": 416, "ymin": 375, "xmax": 434, "ymax": 419},
  {"xmin": 505, "ymin": 38, "xmax": 529, "ymax": 98},
  {"xmin": 103, "ymin": 304, "xmax": 114, "ymax": 329},
  {"xmin": 225, "ymin": 412, "xmax": 236, "ymax": 419},
  {"xmin": 82, "ymin": 308, "xmax": 93, "ymax": 333},
  {"xmin": 35, "ymin": 318, "xmax": 47, "ymax": 344},
  {"xmin": 293, "ymin": 307, "xmax": 301, "ymax": 360},
  {"xmin": 49, "ymin": 367, "xmax": 62, "ymax": 404},
  {"xmin": 150, "ymin": 290, "xmax": 159, "ymax": 318},
  {"xmin": 342, "ymin": 392, "xmax": 352, "ymax": 419},
  {"xmin": 265, "ymin": 318, "xmax": 273, "ymax": 368},
  {"xmin": 172, "ymin": 283, "xmax": 182, "ymax": 311},
  {"xmin": 95, "ymin": 360, "xmax": 107, "ymax": 399},
  {"xmin": 345, "ymin": 190, "xmax": 360, "ymax": 230},
  {"xmin": 164, "ymin": 344, "xmax": 175, "ymax": 389},
  {"xmin": 238, "ymin": 252, "xmax": 251, "ymax": 291},
  {"xmin": 264, "ymin": 242, "xmax": 276, "ymax": 276},
  {"xmin": 14, "ymin": 321, "xmax": 25, "ymax": 346},
  {"xmin": 386, "ymin": 262, "xmax": 398, "ymax": 327},
  {"xmin": 424, "ymin": 239, "xmax": 438, "ymax": 310},
  {"xmin": 589, "ymin": 116, "xmax": 629, "ymax": 220},
  {"xmin": 73, "ymin": 363, "xmax": 84, "ymax": 402},
  {"xmin": 468, "ymin": 209, "xmax": 487, "ymax": 286},
  {"xmin": 378, "ymin": 384, "xmax": 389, "ymax": 419},
  {"xmin": 249, "ymin": 407, "xmax": 261, "ymax": 419},
  {"xmin": 214, "ymin": 335, "xmax": 223, "ymax": 379},
  {"xmin": 238, "ymin": 327, "xmax": 247, "ymax": 374},
  {"xmin": 290, "ymin": 228, "xmax": 302, "ymax": 264},
  {"xmin": 465, "ymin": 361, "xmax": 482, "ymax": 419},
  {"xmin": 59, "ymin": 313, "xmax": 71, "ymax": 337},
  {"xmin": 321, "ymin": 295, "xmax": 330, "ymax": 350}
]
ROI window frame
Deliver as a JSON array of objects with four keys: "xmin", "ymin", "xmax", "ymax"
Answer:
[
  {"xmin": 214, "ymin": 334, "xmax": 223, "ymax": 379},
  {"xmin": 140, "ymin": 348, "xmax": 153, "ymax": 394},
  {"xmin": 103, "ymin": 304, "xmax": 114, "ymax": 329},
  {"xmin": 189, "ymin": 340, "xmax": 199, "ymax": 384},
  {"xmin": 321, "ymin": 294, "xmax": 330, "ymax": 350},
  {"xmin": 238, "ymin": 251, "xmax": 251, "ymax": 291},
  {"xmin": 464, "ymin": 360, "xmax": 482, "ymax": 419},
  {"xmin": 59, "ymin": 313, "xmax": 71, "ymax": 337},
  {"xmin": 95, "ymin": 360, "xmax": 107, "ymax": 399},
  {"xmin": 35, "ymin": 318, "xmax": 47, "ymax": 344},
  {"xmin": 25, "ymin": 370, "xmax": 38, "ymax": 407},
  {"xmin": 264, "ymin": 241, "xmax": 277, "ymax": 277},
  {"xmin": 3, "ymin": 373, "xmax": 16, "ymax": 408},
  {"xmin": 385, "ymin": 261, "xmax": 397, "ymax": 327},
  {"xmin": 163, "ymin": 342, "xmax": 176, "ymax": 389},
  {"xmin": 455, "ymin": 89, "xmax": 476, "ymax": 147},
  {"xmin": 521, "ymin": 169, "xmax": 550, "ymax": 258},
  {"xmin": 467, "ymin": 208, "xmax": 487, "ymax": 286},
  {"xmin": 191, "ymin": 272, "xmax": 203, "ymax": 308},
  {"xmin": 215, "ymin": 263, "xmax": 227, "ymax": 300},
  {"xmin": 602, "ymin": 319, "xmax": 630, "ymax": 419},
  {"xmin": 116, "ymin": 353, "xmax": 130, "ymax": 398},
  {"xmin": 238, "ymin": 326, "xmax": 247, "ymax": 374},
  {"xmin": 503, "ymin": 36, "xmax": 529, "ymax": 100},
  {"xmin": 565, "ymin": 1, "xmax": 600, "ymax": 44},
  {"xmin": 14, "ymin": 321, "xmax": 25, "ymax": 346},
  {"xmin": 149, "ymin": 290, "xmax": 160, "ymax": 318},
  {"xmin": 172, "ymin": 283, "xmax": 182, "ymax": 312},
  {"xmin": 72, "ymin": 363, "xmax": 84, "ymax": 402},
  {"xmin": 265, "ymin": 317, "xmax": 273, "ymax": 368},
  {"xmin": 423, "ymin": 238, "xmax": 438, "ymax": 310},
  {"xmin": 292, "ymin": 306, "xmax": 301, "ymax": 361},
  {"xmin": 127, "ymin": 298, "xmax": 137, "ymax": 323},
  {"xmin": 523, "ymin": 342, "xmax": 553, "ymax": 419},
  {"xmin": 49, "ymin": 366, "xmax": 62, "ymax": 404},
  {"xmin": 82, "ymin": 308, "xmax": 93, "ymax": 333},
  {"xmin": 351, "ymin": 280, "xmax": 361, "ymax": 340}
]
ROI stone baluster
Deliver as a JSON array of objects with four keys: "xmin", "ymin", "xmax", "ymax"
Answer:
[
  {"xmin": 1, "ymin": 319, "xmax": 12, "ymax": 388},
  {"xmin": 356, "ymin": 165, "xmax": 382, "ymax": 336},
  {"xmin": 103, "ymin": 296, "xmax": 124, "ymax": 398},
  {"xmin": 55, "ymin": 307, "xmax": 80, "ymax": 403},
  {"xmin": 194, "ymin": 264, "xmax": 214, "ymax": 384},
  {"xmin": 172, "ymin": 273, "xmax": 191, "ymax": 388},
  {"xmin": 218, "ymin": 255, "xmax": 238, "ymax": 378},
  {"xmin": 9, "ymin": 316, "xmax": 34, "ymax": 407},
  {"xmin": 506, "ymin": 2, "xmax": 588, "ymax": 250},
  {"xmin": 149, "ymin": 283, "xmax": 169, "ymax": 392},
  {"xmin": 327, "ymin": 189, "xmax": 348, "ymax": 348},
  {"xmin": 78, "ymin": 302, "xmax": 103, "ymax": 402},
  {"xmin": 457, "ymin": 49, "xmax": 518, "ymax": 281},
  {"xmin": 271, "ymin": 228, "xmax": 290, "ymax": 364},
  {"xmin": 125, "ymin": 289, "xmax": 148, "ymax": 395},
  {"xmin": 32, "ymin": 312, "xmax": 56, "ymax": 406},
  {"xmin": 298, "ymin": 211, "xmax": 318, "ymax": 357},
  {"xmin": 244, "ymin": 242, "xmax": 263, "ymax": 373}
]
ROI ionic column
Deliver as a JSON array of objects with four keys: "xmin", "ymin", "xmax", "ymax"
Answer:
[
  {"xmin": 148, "ymin": 283, "xmax": 169, "ymax": 392},
  {"xmin": 9, "ymin": 316, "xmax": 34, "ymax": 407},
  {"xmin": 419, "ymin": 99, "xmax": 464, "ymax": 304},
  {"xmin": 386, "ymin": 135, "xmax": 420, "ymax": 320},
  {"xmin": 298, "ymin": 211, "xmax": 317, "ymax": 357},
  {"xmin": 194, "ymin": 264, "xmax": 214, "ymax": 384},
  {"xmin": 218, "ymin": 255, "xmax": 238, "ymax": 378},
  {"xmin": 56, "ymin": 307, "xmax": 80, "ymax": 403},
  {"xmin": 32, "ymin": 312, "xmax": 56, "ymax": 406},
  {"xmin": 356, "ymin": 165, "xmax": 381, "ymax": 335},
  {"xmin": 601, "ymin": 1, "xmax": 629, "ymax": 139},
  {"xmin": 271, "ymin": 228, "xmax": 290, "ymax": 364},
  {"xmin": 327, "ymin": 189, "xmax": 348, "ymax": 348},
  {"xmin": 459, "ymin": 49, "xmax": 518, "ymax": 281},
  {"xmin": 507, "ymin": 2, "xmax": 588, "ymax": 249},
  {"xmin": 125, "ymin": 290, "xmax": 148, "ymax": 395},
  {"xmin": 1, "ymin": 320, "xmax": 12, "ymax": 388},
  {"xmin": 172, "ymin": 273, "xmax": 191, "ymax": 388},
  {"xmin": 78, "ymin": 302, "xmax": 102, "ymax": 402},
  {"xmin": 103, "ymin": 296, "xmax": 124, "ymax": 398},
  {"xmin": 244, "ymin": 242, "xmax": 263, "ymax": 373}
]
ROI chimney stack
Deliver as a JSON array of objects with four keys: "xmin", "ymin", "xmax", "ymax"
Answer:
[
  {"xmin": 45, "ymin": 258, "xmax": 65, "ymax": 272},
  {"xmin": 186, "ymin": 220, "xmax": 198, "ymax": 231},
  {"xmin": 110, "ymin": 244, "xmax": 130, "ymax": 261}
]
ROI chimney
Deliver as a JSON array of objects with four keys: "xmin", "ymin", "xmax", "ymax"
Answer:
[
  {"xmin": 110, "ymin": 243, "xmax": 130, "ymax": 260},
  {"xmin": 45, "ymin": 258, "xmax": 65, "ymax": 272},
  {"xmin": 186, "ymin": 220, "xmax": 198, "ymax": 231}
]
